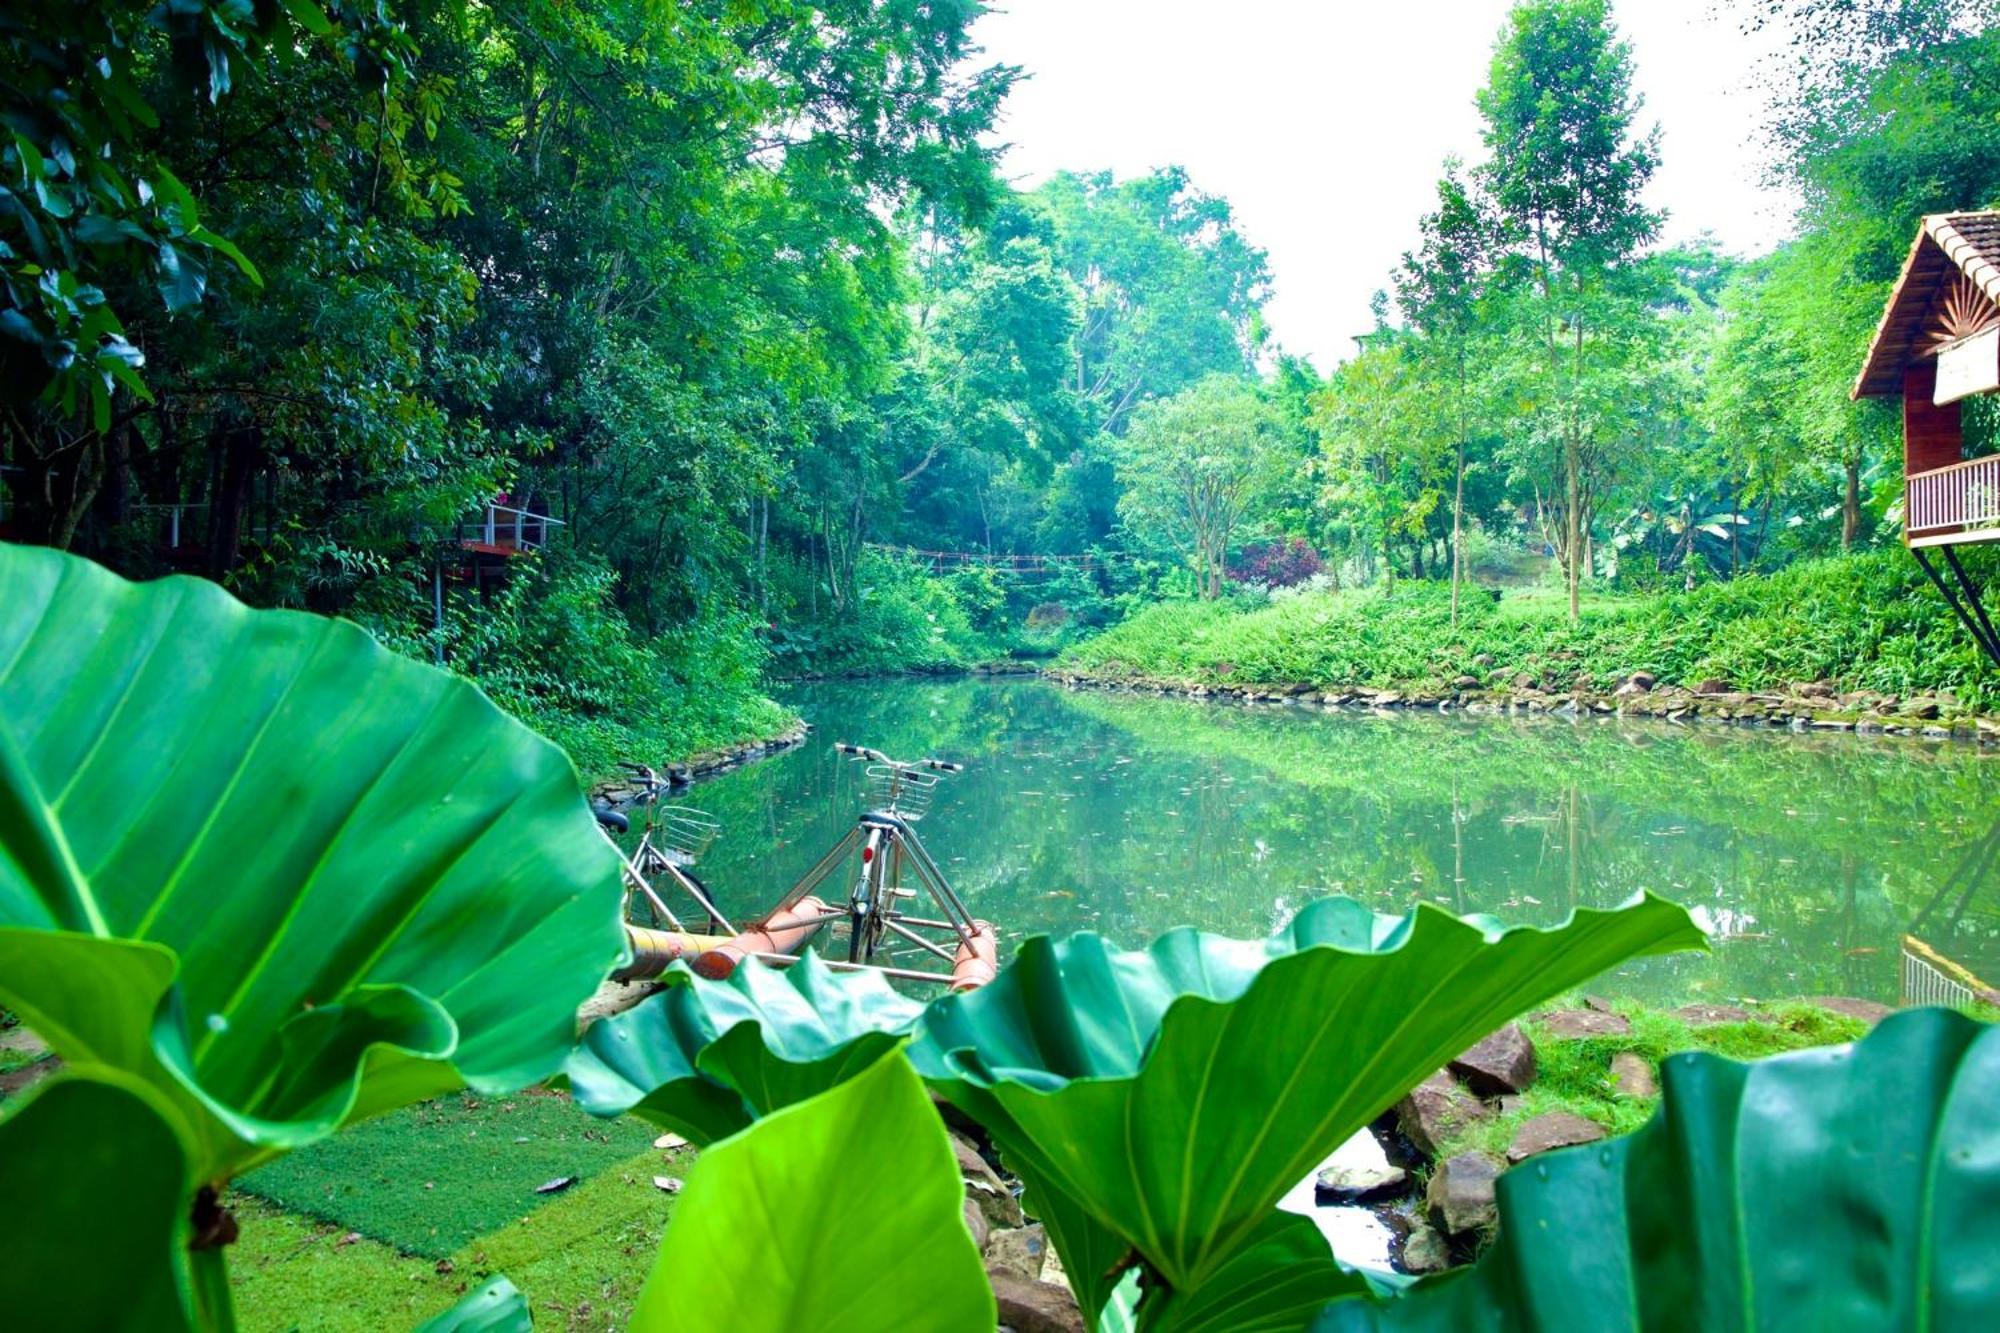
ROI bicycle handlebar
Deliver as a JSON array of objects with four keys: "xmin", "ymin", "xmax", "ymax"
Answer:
[{"xmin": 833, "ymin": 742, "xmax": 962, "ymax": 774}]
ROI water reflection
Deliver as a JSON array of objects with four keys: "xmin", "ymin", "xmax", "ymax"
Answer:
[{"xmin": 665, "ymin": 679, "xmax": 2000, "ymax": 1003}]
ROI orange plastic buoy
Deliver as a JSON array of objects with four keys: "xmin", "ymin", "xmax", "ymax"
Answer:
[
  {"xmin": 613, "ymin": 926, "xmax": 733, "ymax": 982},
  {"xmin": 692, "ymin": 896, "xmax": 832, "ymax": 979},
  {"xmin": 948, "ymin": 921, "xmax": 1000, "ymax": 992}
]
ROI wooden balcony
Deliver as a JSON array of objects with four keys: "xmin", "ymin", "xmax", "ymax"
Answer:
[
  {"xmin": 457, "ymin": 502, "xmax": 563, "ymax": 557},
  {"xmin": 1907, "ymin": 454, "xmax": 2000, "ymax": 548}
]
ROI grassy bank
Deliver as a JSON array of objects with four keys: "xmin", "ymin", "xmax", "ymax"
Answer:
[{"xmin": 1059, "ymin": 551, "xmax": 2000, "ymax": 709}]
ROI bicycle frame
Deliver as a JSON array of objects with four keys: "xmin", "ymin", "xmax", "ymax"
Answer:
[
  {"xmin": 602, "ymin": 766, "xmax": 733, "ymax": 936},
  {"xmin": 765, "ymin": 745, "xmax": 985, "ymax": 983}
]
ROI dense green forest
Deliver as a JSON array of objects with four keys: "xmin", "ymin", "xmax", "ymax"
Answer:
[{"xmin": 6, "ymin": 0, "xmax": 2000, "ymax": 772}]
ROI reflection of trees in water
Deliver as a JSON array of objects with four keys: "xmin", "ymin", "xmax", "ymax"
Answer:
[
  {"xmin": 672, "ymin": 680, "xmax": 2000, "ymax": 1002},
  {"xmin": 1060, "ymin": 688, "xmax": 2000, "ymax": 1001},
  {"xmin": 1909, "ymin": 811, "xmax": 2000, "ymax": 982}
]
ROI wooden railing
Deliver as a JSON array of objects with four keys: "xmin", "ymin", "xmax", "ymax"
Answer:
[
  {"xmin": 458, "ymin": 502, "xmax": 564, "ymax": 552},
  {"xmin": 1908, "ymin": 454, "xmax": 2000, "ymax": 536}
]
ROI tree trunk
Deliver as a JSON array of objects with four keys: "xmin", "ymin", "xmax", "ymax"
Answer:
[
  {"xmin": 208, "ymin": 426, "xmax": 260, "ymax": 578},
  {"xmin": 1730, "ymin": 482, "xmax": 1740, "ymax": 578},
  {"xmin": 1843, "ymin": 458, "xmax": 1860, "ymax": 550},
  {"xmin": 1565, "ymin": 310, "xmax": 1586, "ymax": 621},
  {"xmin": 1564, "ymin": 432, "xmax": 1581, "ymax": 620},
  {"xmin": 757, "ymin": 495, "xmax": 769, "ymax": 613},
  {"xmin": 1450, "ymin": 434, "xmax": 1466, "ymax": 625}
]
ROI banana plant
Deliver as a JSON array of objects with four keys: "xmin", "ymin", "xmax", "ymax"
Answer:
[
  {"xmin": 1312, "ymin": 1006, "xmax": 2000, "ymax": 1331},
  {"xmin": 0, "ymin": 543, "xmax": 628, "ymax": 1327}
]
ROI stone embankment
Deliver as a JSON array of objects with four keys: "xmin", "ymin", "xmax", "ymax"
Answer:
[
  {"xmin": 1304, "ymin": 995, "xmax": 1893, "ymax": 1274},
  {"xmin": 589, "ymin": 719, "xmax": 813, "ymax": 805},
  {"xmin": 1044, "ymin": 664, "xmax": 2000, "ymax": 745},
  {"xmin": 931, "ymin": 993, "xmax": 1892, "ymax": 1304}
]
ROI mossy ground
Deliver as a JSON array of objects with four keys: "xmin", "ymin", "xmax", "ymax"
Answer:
[
  {"xmin": 228, "ymin": 1090, "xmax": 687, "ymax": 1331},
  {"xmin": 238, "ymin": 1088, "xmax": 659, "ymax": 1258},
  {"xmin": 1428, "ymin": 996, "xmax": 1873, "ymax": 1165},
  {"xmin": 228, "ymin": 1152, "xmax": 685, "ymax": 1332}
]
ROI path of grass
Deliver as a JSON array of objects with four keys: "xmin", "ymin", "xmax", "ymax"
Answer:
[
  {"xmin": 230, "ymin": 1141, "xmax": 690, "ymax": 1332},
  {"xmin": 238, "ymin": 1088, "xmax": 660, "ymax": 1258}
]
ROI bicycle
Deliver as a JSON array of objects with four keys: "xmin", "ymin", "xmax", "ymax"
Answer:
[
  {"xmin": 764, "ymin": 742, "xmax": 991, "ymax": 982},
  {"xmin": 593, "ymin": 763, "xmax": 733, "ymax": 936}
]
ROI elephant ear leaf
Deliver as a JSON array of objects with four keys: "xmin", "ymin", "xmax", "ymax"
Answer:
[
  {"xmin": 0, "ymin": 544, "xmax": 627, "ymax": 1181},
  {"xmin": 0, "ymin": 1072, "xmax": 197, "ymax": 1332},
  {"xmin": 415, "ymin": 1276, "xmax": 532, "ymax": 1333},
  {"xmin": 908, "ymin": 894, "xmax": 1704, "ymax": 1330},
  {"xmin": 566, "ymin": 952, "xmax": 925, "ymax": 1144},
  {"xmin": 630, "ymin": 1048, "xmax": 994, "ymax": 1332},
  {"xmin": 1311, "ymin": 1007, "xmax": 2000, "ymax": 1332}
]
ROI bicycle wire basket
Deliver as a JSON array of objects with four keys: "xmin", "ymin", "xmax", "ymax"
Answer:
[
  {"xmin": 864, "ymin": 763, "xmax": 941, "ymax": 821},
  {"xmin": 655, "ymin": 805, "xmax": 722, "ymax": 866}
]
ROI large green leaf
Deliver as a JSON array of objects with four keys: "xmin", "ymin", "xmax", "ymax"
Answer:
[
  {"xmin": 1312, "ymin": 1006, "xmax": 2000, "ymax": 1331},
  {"xmin": 415, "ymin": 1276, "xmax": 533, "ymax": 1333},
  {"xmin": 906, "ymin": 894, "xmax": 1705, "ymax": 1330},
  {"xmin": 630, "ymin": 1048, "xmax": 994, "ymax": 1332},
  {"xmin": 0, "ymin": 1070, "xmax": 197, "ymax": 1331},
  {"xmin": 565, "ymin": 952, "xmax": 926, "ymax": 1145},
  {"xmin": 0, "ymin": 544, "xmax": 626, "ymax": 1180}
]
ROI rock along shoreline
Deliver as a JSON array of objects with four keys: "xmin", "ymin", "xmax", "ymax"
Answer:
[
  {"xmin": 1041, "ymin": 665, "xmax": 2000, "ymax": 746},
  {"xmin": 589, "ymin": 717, "xmax": 813, "ymax": 806}
]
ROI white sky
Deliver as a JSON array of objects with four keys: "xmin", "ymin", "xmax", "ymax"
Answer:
[{"xmin": 969, "ymin": 0, "xmax": 1800, "ymax": 372}]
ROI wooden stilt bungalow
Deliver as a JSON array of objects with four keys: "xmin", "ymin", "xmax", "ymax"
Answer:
[{"xmin": 1856, "ymin": 211, "xmax": 2000, "ymax": 662}]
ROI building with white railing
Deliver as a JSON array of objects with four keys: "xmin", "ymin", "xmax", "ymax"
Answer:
[{"xmin": 1856, "ymin": 212, "xmax": 2000, "ymax": 662}]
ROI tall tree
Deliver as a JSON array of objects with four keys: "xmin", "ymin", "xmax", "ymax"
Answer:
[
  {"xmin": 1115, "ymin": 375, "xmax": 1285, "ymax": 598},
  {"xmin": 1477, "ymin": 0, "xmax": 1661, "ymax": 619},
  {"xmin": 1025, "ymin": 169, "xmax": 1271, "ymax": 435},
  {"xmin": 1315, "ymin": 341, "xmax": 1449, "ymax": 591},
  {"xmin": 1396, "ymin": 165, "xmax": 1493, "ymax": 623}
]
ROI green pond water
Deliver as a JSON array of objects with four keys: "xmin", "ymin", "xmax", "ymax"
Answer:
[{"xmin": 661, "ymin": 677, "xmax": 2000, "ymax": 1005}]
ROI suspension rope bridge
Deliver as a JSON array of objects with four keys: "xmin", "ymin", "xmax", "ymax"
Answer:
[{"xmin": 864, "ymin": 543, "xmax": 1139, "ymax": 576}]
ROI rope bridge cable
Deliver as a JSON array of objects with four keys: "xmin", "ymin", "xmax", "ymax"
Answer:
[{"xmin": 863, "ymin": 543, "xmax": 1142, "ymax": 573}]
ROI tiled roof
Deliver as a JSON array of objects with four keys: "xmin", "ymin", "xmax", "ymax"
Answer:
[{"xmin": 1854, "ymin": 212, "xmax": 2000, "ymax": 399}]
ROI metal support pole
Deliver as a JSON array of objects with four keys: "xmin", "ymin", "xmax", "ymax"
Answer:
[
  {"xmin": 1942, "ymin": 547, "xmax": 2000, "ymax": 664},
  {"xmin": 1911, "ymin": 547, "xmax": 2000, "ymax": 667}
]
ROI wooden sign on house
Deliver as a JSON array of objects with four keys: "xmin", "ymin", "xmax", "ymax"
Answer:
[{"xmin": 1855, "ymin": 212, "xmax": 2000, "ymax": 664}]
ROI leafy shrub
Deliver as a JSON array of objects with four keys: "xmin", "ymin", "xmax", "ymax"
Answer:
[
  {"xmin": 1230, "ymin": 537, "xmax": 1323, "ymax": 588},
  {"xmin": 1062, "ymin": 549, "xmax": 2000, "ymax": 707},
  {"xmin": 803, "ymin": 551, "xmax": 997, "ymax": 674},
  {"xmin": 362, "ymin": 550, "xmax": 793, "ymax": 779}
]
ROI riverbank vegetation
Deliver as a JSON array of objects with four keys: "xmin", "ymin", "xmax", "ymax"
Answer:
[
  {"xmin": 1061, "ymin": 548, "xmax": 2000, "ymax": 708},
  {"xmin": 18, "ymin": 2, "xmax": 2000, "ymax": 778}
]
